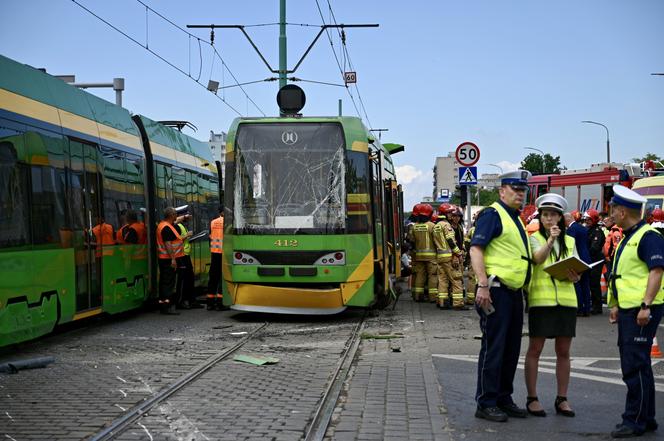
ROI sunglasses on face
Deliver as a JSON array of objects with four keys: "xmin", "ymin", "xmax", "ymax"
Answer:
[{"xmin": 508, "ymin": 185, "xmax": 527, "ymax": 192}]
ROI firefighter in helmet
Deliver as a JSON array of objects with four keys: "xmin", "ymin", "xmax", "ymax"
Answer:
[
  {"xmin": 407, "ymin": 203, "xmax": 438, "ymax": 302},
  {"xmin": 433, "ymin": 203, "xmax": 463, "ymax": 308}
]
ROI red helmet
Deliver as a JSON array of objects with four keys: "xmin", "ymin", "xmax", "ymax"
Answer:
[
  {"xmin": 652, "ymin": 208, "xmax": 664, "ymax": 222},
  {"xmin": 571, "ymin": 210, "xmax": 581, "ymax": 222},
  {"xmin": 420, "ymin": 203, "xmax": 434, "ymax": 218},
  {"xmin": 412, "ymin": 204, "xmax": 422, "ymax": 216},
  {"xmin": 438, "ymin": 203, "xmax": 452, "ymax": 215},
  {"xmin": 583, "ymin": 209, "xmax": 600, "ymax": 225},
  {"xmin": 431, "ymin": 213, "xmax": 439, "ymax": 223}
]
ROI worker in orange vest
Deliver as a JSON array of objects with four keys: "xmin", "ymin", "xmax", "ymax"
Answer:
[
  {"xmin": 156, "ymin": 207, "xmax": 185, "ymax": 315},
  {"xmin": 91, "ymin": 216, "xmax": 115, "ymax": 257},
  {"xmin": 207, "ymin": 206, "xmax": 226, "ymax": 310}
]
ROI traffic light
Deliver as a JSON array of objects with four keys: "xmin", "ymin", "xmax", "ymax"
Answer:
[{"xmin": 460, "ymin": 186, "xmax": 468, "ymax": 206}]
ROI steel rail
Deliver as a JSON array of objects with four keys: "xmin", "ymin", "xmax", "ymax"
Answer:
[
  {"xmin": 304, "ymin": 316, "xmax": 365, "ymax": 441},
  {"xmin": 90, "ymin": 322, "xmax": 269, "ymax": 441}
]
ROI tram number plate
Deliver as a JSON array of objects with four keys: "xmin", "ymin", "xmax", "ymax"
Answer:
[{"xmin": 274, "ymin": 239, "xmax": 299, "ymax": 247}]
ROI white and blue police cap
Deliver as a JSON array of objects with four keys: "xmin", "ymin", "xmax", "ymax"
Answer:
[
  {"xmin": 609, "ymin": 185, "xmax": 646, "ymax": 210},
  {"xmin": 499, "ymin": 169, "xmax": 532, "ymax": 189},
  {"xmin": 535, "ymin": 193, "xmax": 568, "ymax": 213}
]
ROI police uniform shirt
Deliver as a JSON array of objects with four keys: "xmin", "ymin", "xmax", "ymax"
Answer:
[
  {"xmin": 470, "ymin": 200, "xmax": 529, "ymax": 249},
  {"xmin": 613, "ymin": 220, "xmax": 664, "ymax": 272}
]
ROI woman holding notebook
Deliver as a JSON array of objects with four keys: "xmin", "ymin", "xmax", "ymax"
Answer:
[{"xmin": 524, "ymin": 193, "xmax": 581, "ymax": 418}]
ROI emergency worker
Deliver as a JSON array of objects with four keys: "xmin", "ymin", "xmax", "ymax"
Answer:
[
  {"xmin": 607, "ymin": 185, "xmax": 664, "ymax": 438},
  {"xmin": 465, "ymin": 210, "xmax": 483, "ymax": 305},
  {"xmin": 565, "ymin": 212, "xmax": 592, "ymax": 316},
  {"xmin": 470, "ymin": 170, "xmax": 532, "ymax": 422},
  {"xmin": 524, "ymin": 194, "xmax": 580, "ymax": 418},
  {"xmin": 116, "ymin": 209, "xmax": 127, "ymax": 244},
  {"xmin": 651, "ymin": 208, "xmax": 664, "ymax": 235},
  {"xmin": 433, "ymin": 204, "xmax": 462, "ymax": 308},
  {"xmin": 156, "ymin": 207, "xmax": 184, "ymax": 315},
  {"xmin": 583, "ymin": 209, "xmax": 606, "ymax": 314},
  {"xmin": 407, "ymin": 203, "xmax": 438, "ymax": 302},
  {"xmin": 449, "ymin": 206, "xmax": 467, "ymax": 309},
  {"xmin": 175, "ymin": 214, "xmax": 197, "ymax": 309},
  {"xmin": 121, "ymin": 210, "xmax": 140, "ymax": 244},
  {"xmin": 603, "ymin": 220, "xmax": 623, "ymax": 283},
  {"xmin": 207, "ymin": 207, "xmax": 226, "ymax": 310},
  {"xmin": 91, "ymin": 216, "xmax": 115, "ymax": 257}
]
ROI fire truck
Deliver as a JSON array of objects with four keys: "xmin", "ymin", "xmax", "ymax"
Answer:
[{"xmin": 524, "ymin": 162, "xmax": 644, "ymax": 217}]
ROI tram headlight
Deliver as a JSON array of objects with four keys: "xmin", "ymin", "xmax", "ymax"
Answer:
[
  {"xmin": 233, "ymin": 252, "xmax": 261, "ymax": 265},
  {"xmin": 314, "ymin": 252, "xmax": 345, "ymax": 266}
]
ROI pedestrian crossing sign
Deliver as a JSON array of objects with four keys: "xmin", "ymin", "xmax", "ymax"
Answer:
[{"xmin": 458, "ymin": 166, "xmax": 477, "ymax": 185}]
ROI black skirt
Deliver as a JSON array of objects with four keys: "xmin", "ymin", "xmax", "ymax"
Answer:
[{"xmin": 528, "ymin": 305, "xmax": 577, "ymax": 338}]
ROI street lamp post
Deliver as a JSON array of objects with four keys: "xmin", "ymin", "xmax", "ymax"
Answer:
[
  {"xmin": 581, "ymin": 120, "xmax": 610, "ymax": 164},
  {"xmin": 524, "ymin": 147, "xmax": 546, "ymax": 174}
]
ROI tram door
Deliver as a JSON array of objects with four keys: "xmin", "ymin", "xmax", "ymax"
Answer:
[{"xmin": 69, "ymin": 139, "xmax": 103, "ymax": 312}]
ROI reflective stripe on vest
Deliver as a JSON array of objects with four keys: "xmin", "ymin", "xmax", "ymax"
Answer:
[
  {"xmin": 484, "ymin": 202, "xmax": 531, "ymax": 290},
  {"xmin": 210, "ymin": 216, "xmax": 224, "ymax": 254},
  {"xmin": 156, "ymin": 221, "xmax": 184, "ymax": 259},
  {"xmin": 527, "ymin": 232, "xmax": 578, "ymax": 308},
  {"xmin": 608, "ymin": 224, "xmax": 664, "ymax": 308},
  {"xmin": 413, "ymin": 222, "xmax": 435, "ymax": 261},
  {"xmin": 432, "ymin": 222, "xmax": 452, "ymax": 260},
  {"xmin": 177, "ymin": 223, "xmax": 191, "ymax": 255}
]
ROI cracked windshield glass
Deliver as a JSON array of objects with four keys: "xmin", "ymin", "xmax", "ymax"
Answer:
[{"xmin": 234, "ymin": 123, "xmax": 346, "ymax": 234}]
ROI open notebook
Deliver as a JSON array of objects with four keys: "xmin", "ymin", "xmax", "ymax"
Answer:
[{"xmin": 543, "ymin": 256, "xmax": 605, "ymax": 281}]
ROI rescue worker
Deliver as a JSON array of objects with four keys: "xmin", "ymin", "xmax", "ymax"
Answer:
[
  {"xmin": 433, "ymin": 204, "xmax": 463, "ymax": 309},
  {"xmin": 175, "ymin": 213, "xmax": 198, "ymax": 309},
  {"xmin": 603, "ymin": 219, "xmax": 623, "ymax": 284},
  {"xmin": 91, "ymin": 216, "xmax": 115, "ymax": 257},
  {"xmin": 406, "ymin": 203, "xmax": 438, "ymax": 302},
  {"xmin": 116, "ymin": 209, "xmax": 127, "ymax": 244},
  {"xmin": 465, "ymin": 210, "xmax": 483, "ymax": 305},
  {"xmin": 583, "ymin": 209, "xmax": 606, "ymax": 315},
  {"xmin": 651, "ymin": 208, "xmax": 664, "ymax": 235},
  {"xmin": 156, "ymin": 207, "xmax": 184, "ymax": 315},
  {"xmin": 449, "ymin": 206, "xmax": 467, "ymax": 309},
  {"xmin": 121, "ymin": 209, "xmax": 140, "ymax": 244},
  {"xmin": 470, "ymin": 170, "xmax": 532, "ymax": 422},
  {"xmin": 207, "ymin": 206, "xmax": 226, "ymax": 310},
  {"xmin": 607, "ymin": 185, "xmax": 664, "ymax": 438}
]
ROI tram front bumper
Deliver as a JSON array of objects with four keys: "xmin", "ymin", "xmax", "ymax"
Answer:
[{"xmin": 227, "ymin": 283, "xmax": 347, "ymax": 315}]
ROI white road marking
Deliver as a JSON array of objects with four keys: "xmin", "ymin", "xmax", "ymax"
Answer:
[{"xmin": 432, "ymin": 354, "xmax": 664, "ymax": 392}]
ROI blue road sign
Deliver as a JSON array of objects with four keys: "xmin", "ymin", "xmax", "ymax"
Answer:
[{"xmin": 458, "ymin": 166, "xmax": 478, "ymax": 185}]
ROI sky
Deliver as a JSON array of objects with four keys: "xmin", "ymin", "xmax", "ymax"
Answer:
[{"xmin": 2, "ymin": 0, "xmax": 663, "ymax": 210}]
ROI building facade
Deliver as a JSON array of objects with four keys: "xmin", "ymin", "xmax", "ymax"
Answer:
[{"xmin": 433, "ymin": 153, "xmax": 459, "ymax": 201}]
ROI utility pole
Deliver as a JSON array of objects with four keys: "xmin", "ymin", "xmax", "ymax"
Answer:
[
  {"xmin": 58, "ymin": 76, "xmax": 125, "ymax": 106},
  {"xmin": 279, "ymin": 0, "xmax": 287, "ymax": 88}
]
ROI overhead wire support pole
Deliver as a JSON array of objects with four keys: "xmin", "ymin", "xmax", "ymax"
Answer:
[{"xmin": 279, "ymin": 0, "xmax": 287, "ymax": 88}]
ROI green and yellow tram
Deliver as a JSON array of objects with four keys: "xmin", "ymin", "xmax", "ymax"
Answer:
[
  {"xmin": 0, "ymin": 55, "xmax": 221, "ymax": 346},
  {"xmin": 223, "ymin": 107, "xmax": 405, "ymax": 314}
]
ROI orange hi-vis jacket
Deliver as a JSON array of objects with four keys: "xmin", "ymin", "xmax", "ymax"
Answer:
[
  {"xmin": 210, "ymin": 216, "xmax": 224, "ymax": 254},
  {"xmin": 156, "ymin": 221, "xmax": 185, "ymax": 260},
  {"xmin": 92, "ymin": 222, "xmax": 115, "ymax": 256}
]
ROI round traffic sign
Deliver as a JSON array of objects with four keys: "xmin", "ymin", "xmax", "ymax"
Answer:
[{"xmin": 455, "ymin": 142, "xmax": 480, "ymax": 166}]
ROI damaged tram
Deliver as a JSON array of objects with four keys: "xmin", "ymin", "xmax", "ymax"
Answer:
[{"xmin": 222, "ymin": 110, "xmax": 405, "ymax": 314}]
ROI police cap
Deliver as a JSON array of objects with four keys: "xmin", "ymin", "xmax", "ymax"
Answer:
[
  {"xmin": 609, "ymin": 185, "xmax": 646, "ymax": 210},
  {"xmin": 499, "ymin": 169, "xmax": 532, "ymax": 190}
]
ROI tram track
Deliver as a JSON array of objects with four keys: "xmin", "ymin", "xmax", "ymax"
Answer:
[
  {"xmin": 304, "ymin": 315, "xmax": 365, "ymax": 441},
  {"xmin": 89, "ymin": 322, "xmax": 269, "ymax": 441}
]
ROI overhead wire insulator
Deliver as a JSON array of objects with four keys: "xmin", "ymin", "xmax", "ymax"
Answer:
[{"xmin": 210, "ymin": 27, "xmax": 215, "ymax": 45}]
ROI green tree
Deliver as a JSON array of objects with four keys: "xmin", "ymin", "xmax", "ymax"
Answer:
[
  {"xmin": 520, "ymin": 153, "xmax": 564, "ymax": 175},
  {"xmin": 450, "ymin": 187, "xmax": 499, "ymax": 207},
  {"xmin": 631, "ymin": 152, "xmax": 663, "ymax": 164}
]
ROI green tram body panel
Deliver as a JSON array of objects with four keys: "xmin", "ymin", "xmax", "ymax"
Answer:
[
  {"xmin": 222, "ymin": 116, "xmax": 403, "ymax": 313},
  {"xmin": 0, "ymin": 55, "xmax": 219, "ymax": 346}
]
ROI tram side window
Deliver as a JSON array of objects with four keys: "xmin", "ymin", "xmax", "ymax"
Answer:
[
  {"xmin": 346, "ymin": 151, "xmax": 371, "ymax": 234},
  {"xmin": 101, "ymin": 146, "xmax": 126, "ymax": 231},
  {"xmin": 31, "ymin": 166, "xmax": 66, "ymax": 246},
  {"xmin": 0, "ymin": 137, "xmax": 31, "ymax": 249}
]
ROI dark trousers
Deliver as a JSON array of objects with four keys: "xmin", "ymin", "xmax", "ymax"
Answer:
[
  {"xmin": 476, "ymin": 285, "xmax": 524, "ymax": 408},
  {"xmin": 176, "ymin": 255, "xmax": 195, "ymax": 304},
  {"xmin": 617, "ymin": 304, "xmax": 663, "ymax": 433},
  {"xmin": 207, "ymin": 252, "xmax": 222, "ymax": 295},
  {"xmin": 158, "ymin": 259, "xmax": 177, "ymax": 303},
  {"xmin": 575, "ymin": 271, "xmax": 592, "ymax": 314},
  {"xmin": 589, "ymin": 264, "xmax": 604, "ymax": 313}
]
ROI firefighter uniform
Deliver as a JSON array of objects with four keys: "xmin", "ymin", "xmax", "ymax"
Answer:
[
  {"xmin": 407, "ymin": 216, "xmax": 438, "ymax": 302},
  {"xmin": 207, "ymin": 211, "xmax": 225, "ymax": 310},
  {"xmin": 465, "ymin": 225, "xmax": 477, "ymax": 305},
  {"xmin": 450, "ymin": 214, "xmax": 466, "ymax": 309},
  {"xmin": 607, "ymin": 186, "xmax": 664, "ymax": 437},
  {"xmin": 433, "ymin": 213, "xmax": 463, "ymax": 308}
]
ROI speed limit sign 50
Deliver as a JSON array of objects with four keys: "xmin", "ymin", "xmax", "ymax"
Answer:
[{"xmin": 455, "ymin": 142, "xmax": 480, "ymax": 166}]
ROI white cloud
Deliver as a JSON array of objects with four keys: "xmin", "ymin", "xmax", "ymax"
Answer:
[
  {"xmin": 395, "ymin": 165, "xmax": 423, "ymax": 184},
  {"xmin": 395, "ymin": 165, "xmax": 432, "ymax": 211},
  {"xmin": 495, "ymin": 160, "xmax": 520, "ymax": 173}
]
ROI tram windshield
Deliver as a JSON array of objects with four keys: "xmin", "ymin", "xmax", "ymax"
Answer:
[{"xmin": 233, "ymin": 123, "xmax": 346, "ymax": 234}]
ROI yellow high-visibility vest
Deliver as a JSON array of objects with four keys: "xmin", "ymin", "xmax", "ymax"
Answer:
[
  {"xmin": 483, "ymin": 202, "xmax": 531, "ymax": 290},
  {"xmin": 608, "ymin": 224, "xmax": 664, "ymax": 308},
  {"xmin": 527, "ymin": 232, "xmax": 577, "ymax": 308}
]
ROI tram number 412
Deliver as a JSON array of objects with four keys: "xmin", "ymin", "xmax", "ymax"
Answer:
[{"xmin": 274, "ymin": 239, "xmax": 299, "ymax": 247}]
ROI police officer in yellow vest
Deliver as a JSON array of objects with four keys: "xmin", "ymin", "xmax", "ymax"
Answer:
[
  {"xmin": 523, "ymin": 194, "xmax": 580, "ymax": 418},
  {"xmin": 470, "ymin": 170, "xmax": 532, "ymax": 422},
  {"xmin": 407, "ymin": 203, "xmax": 438, "ymax": 302},
  {"xmin": 607, "ymin": 185, "xmax": 664, "ymax": 438}
]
